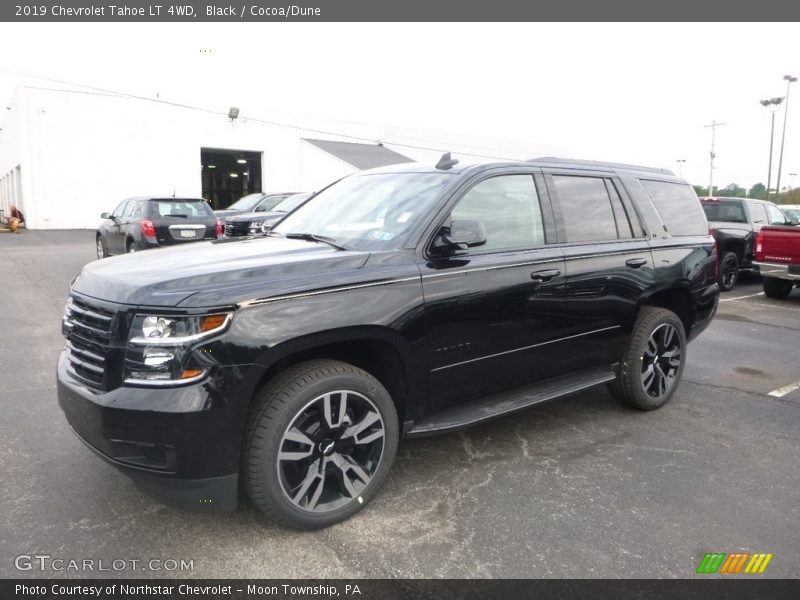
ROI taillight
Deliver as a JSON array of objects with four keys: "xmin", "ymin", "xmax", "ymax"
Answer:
[
  {"xmin": 140, "ymin": 219, "xmax": 156, "ymax": 237},
  {"xmin": 755, "ymin": 230, "xmax": 764, "ymax": 258},
  {"xmin": 215, "ymin": 219, "xmax": 224, "ymax": 237},
  {"xmin": 709, "ymin": 228, "xmax": 719, "ymax": 278}
]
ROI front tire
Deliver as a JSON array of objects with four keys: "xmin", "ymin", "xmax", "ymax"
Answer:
[
  {"xmin": 609, "ymin": 307, "xmax": 687, "ymax": 411},
  {"xmin": 96, "ymin": 236, "xmax": 108, "ymax": 259},
  {"xmin": 719, "ymin": 251, "xmax": 739, "ymax": 291},
  {"xmin": 763, "ymin": 277, "xmax": 794, "ymax": 299},
  {"xmin": 243, "ymin": 360, "xmax": 399, "ymax": 529}
]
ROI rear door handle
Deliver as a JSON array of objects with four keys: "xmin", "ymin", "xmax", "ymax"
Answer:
[
  {"xmin": 530, "ymin": 269, "xmax": 561, "ymax": 282},
  {"xmin": 625, "ymin": 258, "xmax": 648, "ymax": 268}
]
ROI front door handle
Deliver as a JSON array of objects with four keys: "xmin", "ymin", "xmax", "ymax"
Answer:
[
  {"xmin": 530, "ymin": 269, "xmax": 561, "ymax": 282},
  {"xmin": 625, "ymin": 257, "xmax": 648, "ymax": 268}
]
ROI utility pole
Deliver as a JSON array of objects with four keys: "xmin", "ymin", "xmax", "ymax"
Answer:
[
  {"xmin": 775, "ymin": 75, "xmax": 797, "ymax": 199},
  {"xmin": 676, "ymin": 159, "xmax": 686, "ymax": 178},
  {"xmin": 704, "ymin": 121, "xmax": 726, "ymax": 196}
]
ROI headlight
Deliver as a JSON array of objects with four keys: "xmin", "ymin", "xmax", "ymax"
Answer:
[
  {"xmin": 248, "ymin": 221, "xmax": 265, "ymax": 235},
  {"xmin": 125, "ymin": 312, "xmax": 232, "ymax": 385}
]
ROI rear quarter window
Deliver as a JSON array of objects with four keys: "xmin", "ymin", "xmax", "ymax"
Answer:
[{"xmin": 639, "ymin": 180, "xmax": 707, "ymax": 236}]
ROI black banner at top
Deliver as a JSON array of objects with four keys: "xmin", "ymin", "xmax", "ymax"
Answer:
[{"xmin": 3, "ymin": 0, "xmax": 800, "ymax": 22}]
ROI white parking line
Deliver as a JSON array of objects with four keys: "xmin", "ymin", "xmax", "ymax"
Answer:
[
  {"xmin": 719, "ymin": 292, "xmax": 765, "ymax": 303},
  {"xmin": 768, "ymin": 382, "xmax": 800, "ymax": 398}
]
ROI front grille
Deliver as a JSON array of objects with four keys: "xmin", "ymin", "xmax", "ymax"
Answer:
[
  {"xmin": 64, "ymin": 297, "xmax": 116, "ymax": 390},
  {"xmin": 224, "ymin": 221, "xmax": 251, "ymax": 237}
]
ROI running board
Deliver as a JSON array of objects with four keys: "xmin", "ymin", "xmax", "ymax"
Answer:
[{"xmin": 406, "ymin": 366, "xmax": 617, "ymax": 437}]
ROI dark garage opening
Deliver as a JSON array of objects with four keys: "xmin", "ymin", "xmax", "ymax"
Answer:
[{"xmin": 201, "ymin": 148, "xmax": 262, "ymax": 210}]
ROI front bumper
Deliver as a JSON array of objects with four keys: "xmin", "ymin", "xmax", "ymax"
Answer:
[
  {"xmin": 753, "ymin": 261, "xmax": 800, "ymax": 281},
  {"xmin": 57, "ymin": 351, "xmax": 242, "ymax": 511}
]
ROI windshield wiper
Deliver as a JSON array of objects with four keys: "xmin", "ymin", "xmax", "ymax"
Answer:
[{"xmin": 282, "ymin": 232, "xmax": 348, "ymax": 251}]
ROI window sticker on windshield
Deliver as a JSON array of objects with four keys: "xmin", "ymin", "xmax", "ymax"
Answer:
[
  {"xmin": 397, "ymin": 212, "xmax": 412, "ymax": 223},
  {"xmin": 368, "ymin": 231, "xmax": 395, "ymax": 241}
]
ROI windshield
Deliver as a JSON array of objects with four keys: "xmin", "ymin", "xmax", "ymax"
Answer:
[
  {"xmin": 273, "ymin": 173, "xmax": 451, "ymax": 250},
  {"xmin": 255, "ymin": 194, "xmax": 293, "ymax": 212},
  {"xmin": 702, "ymin": 200, "xmax": 747, "ymax": 223},
  {"xmin": 782, "ymin": 207, "xmax": 800, "ymax": 220},
  {"xmin": 273, "ymin": 193, "xmax": 311, "ymax": 213},
  {"xmin": 227, "ymin": 193, "xmax": 265, "ymax": 212}
]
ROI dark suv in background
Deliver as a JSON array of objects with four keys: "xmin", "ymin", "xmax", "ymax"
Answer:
[
  {"xmin": 700, "ymin": 196, "xmax": 792, "ymax": 290},
  {"xmin": 60, "ymin": 157, "xmax": 718, "ymax": 529},
  {"xmin": 224, "ymin": 192, "xmax": 311, "ymax": 237},
  {"xmin": 96, "ymin": 197, "xmax": 221, "ymax": 258}
]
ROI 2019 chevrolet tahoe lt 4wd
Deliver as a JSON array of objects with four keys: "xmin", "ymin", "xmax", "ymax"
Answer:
[{"xmin": 58, "ymin": 156, "xmax": 719, "ymax": 529}]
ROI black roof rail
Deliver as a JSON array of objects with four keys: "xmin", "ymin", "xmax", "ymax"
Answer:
[{"xmin": 529, "ymin": 156, "xmax": 676, "ymax": 176}]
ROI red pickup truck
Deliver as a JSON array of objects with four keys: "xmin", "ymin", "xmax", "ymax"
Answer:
[{"xmin": 754, "ymin": 226, "xmax": 800, "ymax": 299}]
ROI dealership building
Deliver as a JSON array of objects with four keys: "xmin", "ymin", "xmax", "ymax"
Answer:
[{"xmin": 0, "ymin": 86, "xmax": 560, "ymax": 229}]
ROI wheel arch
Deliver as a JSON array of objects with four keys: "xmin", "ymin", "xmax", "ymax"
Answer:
[
  {"xmin": 246, "ymin": 327, "xmax": 415, "ymax": 427},
  {"xmin": 640, "ymin": 287, "xmax": 693, "ymax": 337}
]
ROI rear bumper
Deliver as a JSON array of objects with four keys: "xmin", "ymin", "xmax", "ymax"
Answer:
[
  {"xmin": 753, "ymin": 261, "xmax": 800, "ymax": 281},
  {"xmin": 56, "ymin": 351, "xmax": 242, "ymax": 512}
]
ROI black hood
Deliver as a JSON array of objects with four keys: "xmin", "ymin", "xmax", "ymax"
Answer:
[{"xmin": 72, "ymin": 237, "xmax": 370, "ymax": 308}]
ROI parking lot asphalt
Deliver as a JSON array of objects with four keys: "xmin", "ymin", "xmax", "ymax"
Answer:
[{"xmin": 1, "ymin": 230, "xmax": 798, "ymax": 579}]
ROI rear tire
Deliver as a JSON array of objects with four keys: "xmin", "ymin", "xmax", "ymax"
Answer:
[
  {"xmin": 126, "ymin": 239, "xmax": 137, "ymax": 253},
  {"xmin": 762, "ymin": 277, "xmax": 794, "ymax": 299},
  {"xmin": 609, "ymin": 307, "xmax": 687, "ymax": 411},
  {"xmin": 243, "ymin": 359, "xmax": 399, "ymax": 530},
  {"xmin": 719, "ymin": 251, "xmax": 739, "ymax": 291}
]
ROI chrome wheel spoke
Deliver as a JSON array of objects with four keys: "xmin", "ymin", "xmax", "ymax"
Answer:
[
  {"xmin": 278, "ymin": 389, "xmax": 385, "ymax": 513},
  {"xmin": 279, "ymin": 427, "xmax": 315, "ymax": 461},
  {"xmin": 641, "ymin": 323, "xmax": 682, "ymax": 399},
  {"xmin": 292, "ymin": 458, "xmax": 325, "ymax": 507},
  {"xmin": 332, "ymin": 452, "xmax": 370, "ymax": 498},
  {"xmin": 342, "ymin": 410, "xmax": 383, "ymax": 445},
  {"xmin": 322, "ymin": 392, "xmax": 348, "ymax": 429}
]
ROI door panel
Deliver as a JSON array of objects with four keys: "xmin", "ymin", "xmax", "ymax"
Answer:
[
  {"xmin": 544, "ymin": 171, "xmax": 655, "ymax": 371},
  {"xmin": 418, "ymin": 171, "xmax": 566, "ymax": 411},
  {"xmin": 421, "ymin": 250, "xmax": 567, "ymax": 409},
  {"xmin": 558, "ymin": 242, "xmax": 655, "ymax": 371}
]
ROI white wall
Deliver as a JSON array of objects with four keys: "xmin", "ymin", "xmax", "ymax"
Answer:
[{"xmin": 0, "ymin": 86, "xmax": 565, "ymax": 229}]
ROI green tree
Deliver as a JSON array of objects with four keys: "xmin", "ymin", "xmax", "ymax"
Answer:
[
  {"xmin": 719, "ymin": 183, "xmax": 746, "ymax": 198},
  {"xmin": 693, "ymin": 185, "xmax": 708, "ymax": 196},
  {"xmin": 748, "ymin": 183, "xmax": 767, "ymax": 200}
]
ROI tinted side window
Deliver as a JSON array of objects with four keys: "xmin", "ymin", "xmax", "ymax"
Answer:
[
  {"xmin": 112, "ymin": 201, "xmax": 127, "ymax": 217},
  {"xmin": 552, "ymin": 175, "xmax": 618, "ymax": 242},
  {"xmin": 747, "ymin": 201, "xmax": 769, "ymax": 225},
  {"xmin": 450, "ymin": 174, "xmax": 545, "ymax": 252},
  {"xmin": 638, "ymin": 180, "xmax": 707, "ymax": 236},
  {"xmin": 767, "ymin": 204, "xmax": 786, "ymax": 225}
]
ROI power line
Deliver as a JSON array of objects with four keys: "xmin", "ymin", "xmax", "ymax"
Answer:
[{"xmin": 1, "ymin": 67, "xmax": 519, "ymax": 161}]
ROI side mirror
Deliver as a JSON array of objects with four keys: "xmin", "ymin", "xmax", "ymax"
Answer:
[
  {"xmin": 100, "ymin": 212, "xmax": 111, "ymax": 219},
  {"xmin": 254, "ymin": 205, "xmax": 266, "ymax": 212},
  {"xmin": 432, "ymin": 220, "xmax": 487, "ymax": 254}
]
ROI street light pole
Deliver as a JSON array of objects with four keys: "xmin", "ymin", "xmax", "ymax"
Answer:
[
  {"xmin": 676, "ymin": 159, "xmax": 686, "ymax": 178},
  {"xmin": 760, "ymin": 96, "xmax": 785, "ymax": 200},
  {"xmin": 775, "ymin": 75, "xmax": 797, "ymax": 199},
  {"xmin": 704, "ymin": 121, "xmax": 726, "ymax": 196}
]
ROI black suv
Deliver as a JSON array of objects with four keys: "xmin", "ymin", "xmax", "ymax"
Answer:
[
  {"xmin": 58, "ymin": 157, "xmax": 718, "ymax": 529},
  {"xmin": 224, "ymin": 193, "xmax": 311, "ymax": 238}
]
